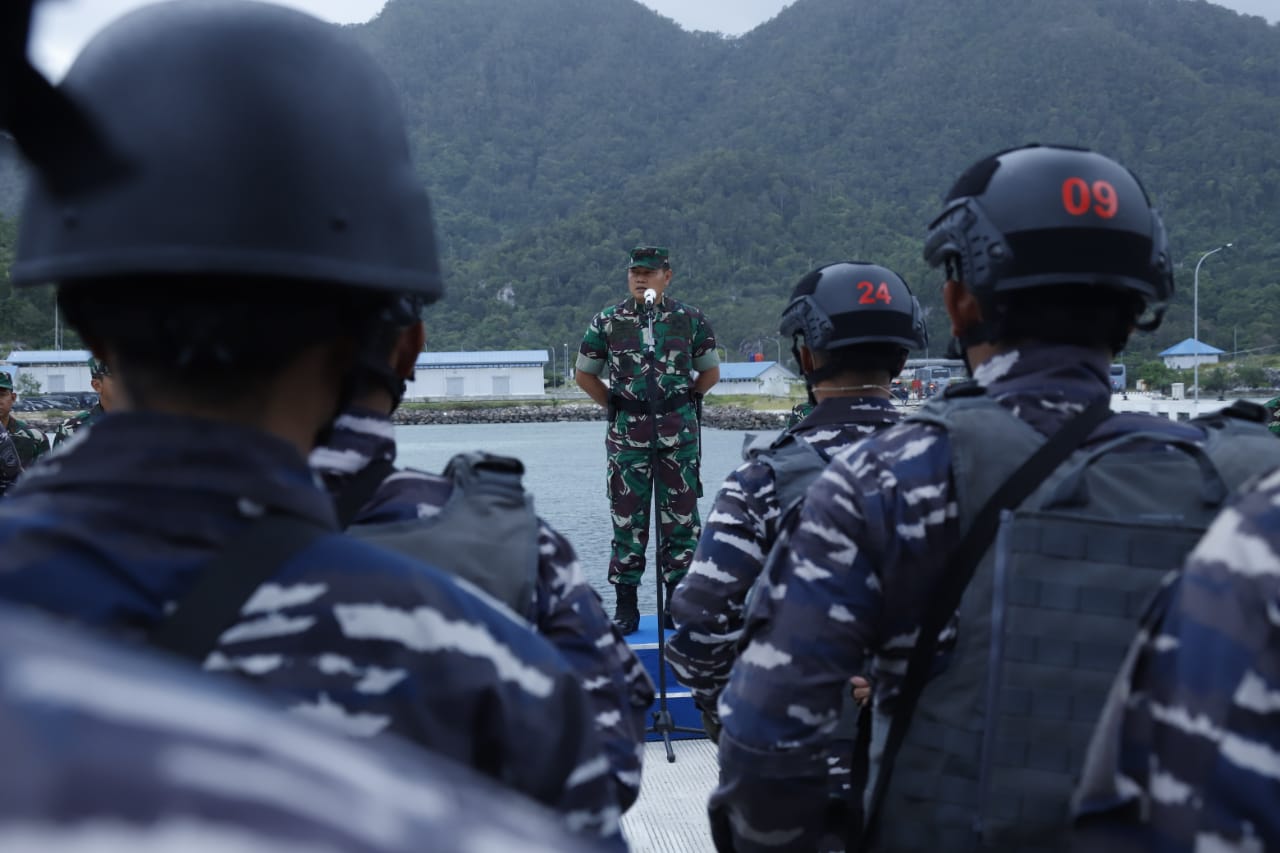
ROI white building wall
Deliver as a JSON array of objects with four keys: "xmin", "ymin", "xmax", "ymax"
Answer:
[
  {"xmin": 403, "ymin": 365, "xmax": 545, "ymax": 399},
  {"xmin": 1163, "ymin": 354, "xmax": 1220, "ymax": 370},
  {"xmin": 8, "ymin": 363, "xmax": 95, "ymax": 394}
]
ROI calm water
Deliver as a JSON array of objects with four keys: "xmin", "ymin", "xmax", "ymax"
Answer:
[{"xmin": 395, "ymin": 421, "xmax": 772, "ymax": 613}]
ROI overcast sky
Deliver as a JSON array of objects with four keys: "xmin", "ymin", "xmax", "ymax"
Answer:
[{"xmin": 28, "ymin": 0, "xmax": 1280, "ymax": 78}]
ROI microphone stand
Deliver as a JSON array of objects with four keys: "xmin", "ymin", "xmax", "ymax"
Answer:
[{"xmin": 641, "ymin": 293, "xmax": 702, "ymax": 762}]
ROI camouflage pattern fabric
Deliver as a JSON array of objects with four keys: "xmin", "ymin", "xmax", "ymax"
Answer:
[
  {"xmin": 784, "ymin": 401, "xmax": 814, "ymax": 430},
  {"xmin": 0, "ymin": 602, "xmax": 606, "ymax": 853},
  {"xmin": 4, "ymin": 416, "xmax": 47, "ymax": 467},
  {"xmin": 709, "ymin": 345, "xmax": 1210, "ymax": 852},
  {"xmin": 578, "ymin": 295, "xmax": 718, "ymax": 585},
  {"xmin": 1072, "ymin": 464, "xmax": 1280, "ymax": 851},
  {"xmin": 0, "ymin": 412, "xmax": 623, "ymax": 846},
  {"xmin": 578, "ymin": 295, "xmax": 718, "ymax": 452},
  {"xmin": 606, "ymin": 442, "xmax": 701, "ymax": 585},
  {"xmin": 0, "ymin": 424, "xmax": 20, "ymax": 497},
  {"xmin": 311, "ymin": 407, "xmax": 656, "ymax": 812},
  {"xmin": 668, "ymin": 396, "xmax": 900, "ymax": 720},
  {"xmin": 51, "ymin": 402, "xmax": 105, "ymax": 448}
]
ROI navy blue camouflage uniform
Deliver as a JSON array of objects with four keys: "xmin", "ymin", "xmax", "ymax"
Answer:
[
  {"xmin": 711, "ymin": 344, "xmax": 1205, "ymax": 852},
  {"xmin": 0, "ymin": 413, "xmax": 622, "ymax": 843},
  {"xmin": 668, "ymin": 396, "xmax": 900, "ymax": 721},
  {"xmin": 1073, "ymin": 464, "xmax": 1280, "ymax": 851},
  {"xmin": 311, "ymin": 406, "xmax": 656, "ymax": 811},
  {"xmin": 0, "ymin": 601, "xmax": 607, "ymax": 853}
]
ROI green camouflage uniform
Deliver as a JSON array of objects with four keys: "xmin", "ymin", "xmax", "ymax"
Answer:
[
  {"xmin": 0, "ymin": 372, "xmax": 48, "ymax": 467},
  {"xmin": 578, "ymin": 295, "xmax": 718, "ymax": 586},
  {"xmin": 53, "ymin": 403, "xmax": 106, "ymax": 448},
  {"xmin": 5, "ymin": 417, "xmax": 48, "ymax": 466},
  {"xmin": 1265, "ymin": 396, "xmax": 1280, "ymax": 436}
]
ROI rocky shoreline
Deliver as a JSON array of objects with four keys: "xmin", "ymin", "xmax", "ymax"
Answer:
[
  {"xmin": 20, "ymin": 403, "xmax": 793, "ymax": 434},
  {"xmin": 393, "ymin": 403, "xmax": 790, "ymax": 431}
]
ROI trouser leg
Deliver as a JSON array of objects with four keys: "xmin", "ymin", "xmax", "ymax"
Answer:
[
  {"xmin": 606, "ymin": 447, "xmax": 652, "ymax": 586},
  {"xmin": 655, "ymin": 441, "xmax": 701, "ymax": 585}
]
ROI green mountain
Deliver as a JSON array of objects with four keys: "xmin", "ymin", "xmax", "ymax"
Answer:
[{"xmin": 3, "ymin": 0, "xmax": 1278, "ymax": 367}]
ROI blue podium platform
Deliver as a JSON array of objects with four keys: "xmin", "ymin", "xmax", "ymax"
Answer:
[{"xmin": 627, "ymin": 615, "xmax": 708, "ymax": 741}]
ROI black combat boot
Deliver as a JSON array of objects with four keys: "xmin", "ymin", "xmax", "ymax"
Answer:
[
  {"xmin": 612, "ymin": 583, "xmax": 640, "ymax": 635},
  {"xmin": 663, "ymin": 580, "xmax": 678, "ymax": 630}
]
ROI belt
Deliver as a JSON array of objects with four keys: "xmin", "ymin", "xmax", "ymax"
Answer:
[{"xmin": 609, "ymin": 392, "xmax": 693, "ymax": 416}]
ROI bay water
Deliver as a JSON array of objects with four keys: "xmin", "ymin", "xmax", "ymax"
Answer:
[{"xmin": 394, "ymin": 421, "xmax": 770, "ymax": 614}]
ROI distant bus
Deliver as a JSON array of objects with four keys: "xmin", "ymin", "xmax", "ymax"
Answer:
[
  {"xmin": 904, "ymin": 359, "xmax": 967, "ymax": 397},
  {"xmin": 1110, "ymin": 363, "xmax": 1126, "ymax": 391}
]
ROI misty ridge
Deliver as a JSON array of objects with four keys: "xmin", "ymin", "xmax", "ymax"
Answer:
[{"xmin": 2, "ymin": 0, "xmax": 1278, "ymax": 364}]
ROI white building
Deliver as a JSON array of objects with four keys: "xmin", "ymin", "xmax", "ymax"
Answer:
[
  {"xmin": 404, "ymin": 350, "xmax": 549, "ymax": 400},
  {"xmin": 1, "ymin": 350, "xmax": 95, "ymax": 394},
  {"xmin": 1159, "ymin": 338, "xmax": 1224, "ymax": 370},
  {"xmin": 705, "ymin": 361, "xmax": 796, "ymax": 397}
]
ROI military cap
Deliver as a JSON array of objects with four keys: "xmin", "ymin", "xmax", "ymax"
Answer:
[
  {"xmin": 0, "ymin": 371, "xmax": 12, "ymax": 391},
  {"xmin": 628, "ymin": 246, "xmax": 670, "ymax": 270},
  {"xmin": 88, "ymin": 356, "xmax": 110, "ymax": 379}
]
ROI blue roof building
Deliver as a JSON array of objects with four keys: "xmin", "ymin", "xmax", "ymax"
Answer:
[{"xmin": 1159, "ymin": 338, "xmax": 1224, "ymax": 370}]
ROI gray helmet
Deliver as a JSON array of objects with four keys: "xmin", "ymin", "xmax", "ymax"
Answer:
[
  {"xmin": 13, "ymin": 0, "xmax": 441, "ymax": 300},
  {"xmin": 779, "ymin": 261, "xmax": 928, "ymax": 353},
  {"xmin": 923, "ymin": 144, "xmax": 1172, "ymax": 322}
]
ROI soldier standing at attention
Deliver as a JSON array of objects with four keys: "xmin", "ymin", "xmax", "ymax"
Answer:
[
  {"xmin": 0, "ymin": 371, "xmax": 48, "ymax": 467},
  {"xmin": 0, "ymin": 1, "xmax": 622, "ymax": 844},
  {"xmin": 575, "ymin": 246, "xmax": 720, "ymax": 634},
  {"xmin": 667, "ymin": 262, "xmax": 927, "ymax": 740},
  {"xmin": 52, "ymin": 356, "xmax": 115, "ymax": 447}
]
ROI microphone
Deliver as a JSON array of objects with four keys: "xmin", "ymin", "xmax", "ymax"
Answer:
[{"xmin": 643, "ymin": 288, "xmax": 657, "ymax": 308}]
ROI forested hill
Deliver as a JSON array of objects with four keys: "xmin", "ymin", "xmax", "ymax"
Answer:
[{"xmin": 2, "ymin": 0, "xmax": 1278, "ymax": 365}]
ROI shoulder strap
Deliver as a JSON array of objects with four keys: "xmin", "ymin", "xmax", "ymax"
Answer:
[
  {"xmin": 332, "ymin": 458, "xmax": 396, "ymax": 529},
  {"xmin": 149, "ymin": 514, "xmax": 328, "ymax": 663},
  {"xmin": 859, "ymin": 396, "xmax": 1113, "ymax": 847}
]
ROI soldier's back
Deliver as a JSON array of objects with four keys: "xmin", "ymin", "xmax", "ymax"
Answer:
[
  {"xmin": 0, "ymin": 412, "xmax": 620, "ymax": 842},
  {"xmin": 0, "ymin": 601, "xmax": 604, "ymax": 853}
]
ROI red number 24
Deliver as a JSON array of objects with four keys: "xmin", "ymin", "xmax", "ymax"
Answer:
[
  {"xmin": 1061, "ymin": 177, "xmax": 1118, "ymax": 219},
  {"xmin": 857, "ymin": 281, "xmax": 894, "ymax": 305}
]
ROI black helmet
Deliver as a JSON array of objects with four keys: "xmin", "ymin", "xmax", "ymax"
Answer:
[
  {"xmin": 779, "ymin": 261, "xmax": 928, "ymax": 353},
  {"xmin": 923, "ymin": 144, "xmax": 1172, "ymax": 317},
  {"xmin": 12, "ymin": 0, "xmax": 441, "ymax": 301}
]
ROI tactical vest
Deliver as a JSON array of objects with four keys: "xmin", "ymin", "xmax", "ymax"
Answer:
[
  {"xmin": 871, "ymin": 395, "xmax": 1280, "ymax": 853},
  {"xmin": 747, "ymin": 431, "xmax": 832, "ymax": 514},
  {"xmin": 346, "ymin": 453, "xmax": 541, "ymax": 622}
]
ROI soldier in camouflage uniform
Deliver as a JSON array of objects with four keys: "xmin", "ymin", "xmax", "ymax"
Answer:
[
  {"xmin": 310, "ymin": 301, "xmax": 655, "ymax": 812},
  {"xmin": 0, "ymin": 601, "xmax": 604, "ymax": 853},
  {"xmin": 710, "ymin": 145, "xmax": 1230, "ymax": 851},
  {"xmin": 576, "ymin": 245, "xmax": 720, "ymax": 634},
  {"xmin": 668, "ymin": 261, "xmax": 926, "ymax": 735},
  {"xmin": 1071, "ymin": 463, "xmax": 1280, "ymax": 850},
  {"xmin": 51, "ymin": 356, "xmax": 115, "ymax": 448},
  {"xmin": 669, "ymin": 262, "xmax": 926, "ymax": 850},
  {"xmin": 0, "ymin": 2, "xmax": 620, "ymax": 845},
  {"xmin": 0, "ymin": 370, "xmax": 48, "ymax": 467}
]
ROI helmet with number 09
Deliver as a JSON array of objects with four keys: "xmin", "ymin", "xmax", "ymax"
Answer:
[
  {"xmin": 779, "ymin": 261, "xmax": 928, "ymax": 354},
  {"xmin": 923, "ymin": 144, "xmax": 1173, "ymax": 313}
]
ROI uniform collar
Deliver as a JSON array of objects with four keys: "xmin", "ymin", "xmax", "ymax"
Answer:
[
  {"xmin": 795, "ymin": 395, "xmax": 900, "ymax": 431},
  {"xmin": 974, "ymin": 343, "xmax": 1112, "ymax": 401},
  {"xmin": 14, "ymin": 411, "xmax": 335, "ymax": 527}
]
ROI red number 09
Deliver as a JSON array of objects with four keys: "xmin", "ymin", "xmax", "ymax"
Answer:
[{"xmin": 1061, "ymin": 177, "xmax": 1118, "ymax": 219}]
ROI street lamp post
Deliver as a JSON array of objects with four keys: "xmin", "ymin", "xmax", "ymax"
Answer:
[
  {"xmin": 564, "ymin": 343, "xmax": 570, "ymax": 380},
  {"xmin": 549, "ymin": 346, "xmax": 556, "ymax": 390},
  {"xmin": 1193, "ymin": 242, "xmax": 1232, "ymax": 414}
]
